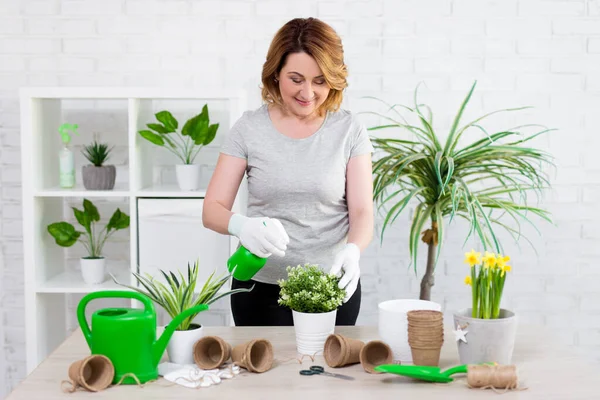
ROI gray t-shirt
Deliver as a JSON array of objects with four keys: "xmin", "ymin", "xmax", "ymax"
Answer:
[{"xmin": 220, "ymin": 104, "xmax": 374, "ymax": 285}]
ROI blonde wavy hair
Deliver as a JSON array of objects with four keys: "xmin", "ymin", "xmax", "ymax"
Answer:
[{"xmin": 261, "ymin": 17, "xmax": 348, "ymax": 115}]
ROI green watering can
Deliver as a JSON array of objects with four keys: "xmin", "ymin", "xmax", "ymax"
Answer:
[{"xmin": 77, "ymin": 290, "xmax": 209, "ymax": 384}]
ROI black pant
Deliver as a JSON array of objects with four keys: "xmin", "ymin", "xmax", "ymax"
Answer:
[{"xmin": 230, "ymin": 277, "xmax": 361, "ymax": 326}]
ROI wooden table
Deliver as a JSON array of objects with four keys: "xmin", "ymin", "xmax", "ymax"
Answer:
[{"xmin": 6, "ymin": 325, "xmax": 600, "ymax": 399}]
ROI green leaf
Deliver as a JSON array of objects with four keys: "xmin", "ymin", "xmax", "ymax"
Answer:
[
  {"xmin": 47, "ymin": 222, "xmax": 80, "ymax": 247},
  {"xmin": 155, "ymin": 111, "xmax": 178, "ymax": 132},
  {"xmin": 139, "ymin": 130, "xmax": 165, "ymax": 146},
  {"xmin": 83, "ymin": 199, "xmax": 100, "ymax": 222},
  {"xmin": 72, "ymin": 207, "xmax": 91, "ymax": 234},
  {"xmin": 203, "ymin": 123, "xmax": 219, "ymax": 145},
  {"xmin": 106, "ymin": 208, "xmax": 130, "ymax": 231},
  {"xmin": 147, "ymin": 123, "xmax": 171, "ymax": 134}
]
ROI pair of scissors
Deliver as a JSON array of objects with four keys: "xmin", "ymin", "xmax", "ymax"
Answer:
[{"xmin": 299, "ymin": 365, "xmax": 355, "ymax": 381}]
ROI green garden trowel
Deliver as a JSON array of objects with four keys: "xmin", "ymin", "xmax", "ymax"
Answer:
[{"xmin": 374, "ymin": 364, "xmax": 469, "ymax": 383}]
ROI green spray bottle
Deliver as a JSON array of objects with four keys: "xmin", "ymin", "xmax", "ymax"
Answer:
[
  {"xmin": 58, "ymin": 123, "xmax": 79, "ymax": 188},
  {"xmin": 226, "ymin": 221, "xmax": 268, "ymax": 281}
]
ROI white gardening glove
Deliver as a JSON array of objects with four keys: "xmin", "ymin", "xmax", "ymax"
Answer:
[
  {"xmin": 228, "ymin": 214, "xmax": 290, "ymax": 258},
  {"xmin": 329, "ymin": 243, "xmax": 361, "ymax": 303}
]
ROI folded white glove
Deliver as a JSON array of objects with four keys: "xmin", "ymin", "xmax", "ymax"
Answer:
[
  {"xmin": 329, "ymin": 243, "xmax": 361, "ymax": 303},
  {"xmin": 158, "ymin": 362, "xmax": 240, "ymax": 389},
  {"xmin": 228, "ymin": 214, "xmax": 290, "ymax": 258}
]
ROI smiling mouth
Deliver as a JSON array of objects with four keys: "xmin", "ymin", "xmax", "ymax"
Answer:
[{"xmin": 295, "ymin": 98, "xmax": 314, "ymax": 106}]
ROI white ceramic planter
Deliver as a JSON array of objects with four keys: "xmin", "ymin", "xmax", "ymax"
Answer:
[
  {"xmin": 453, "ymin": 308, "xmax": 518, "ymax": 365},
  {"xmin": 80, "ymin": 257, "xmax": 106, "ymax": 285},
  {"xmin": 175, "ymin": 164, "xmax": 201, "ymax": 191},
  {"xmin": 167, "ymin": 324, "xmax": 204, "ymax": 365},
  {"xmin": 292, "ymin": 309, "xmax": 337, "ymax": 355},
  {"xmin": 378, "ymin": 299, "xmax": 442, "ymax": 364}
]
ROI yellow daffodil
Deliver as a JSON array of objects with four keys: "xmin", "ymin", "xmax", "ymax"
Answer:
[
  {"xmin": 501, "ymin": 264, "xmax": 512, "ymax": 276},
  {"xmin": 483, "ymin": 251, "xmax": 497, "ymax": 269},
  {"xmin": 495, "ymin": 254, "xmax": 510, "ymax": 270},
  {"xmin": 464, "ymin": 275, "xmax": 472, "ymax": 286},
  {"xmin": 464, "ymin": 249, "xmax": 481, "ymax": 267}
]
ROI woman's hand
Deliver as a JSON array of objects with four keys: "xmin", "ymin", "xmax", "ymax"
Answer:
[
  {"xmin": 229, "ymin": 214, "xmax": 290, "ymax": 258},
  {"xmin": 329, "ymin": 243, "xmax": 361, "ymax": 302}
]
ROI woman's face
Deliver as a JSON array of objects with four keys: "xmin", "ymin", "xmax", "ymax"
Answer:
[{"xmin": 276, "ymin": 52, "xmax": 331, "ymax": 118}]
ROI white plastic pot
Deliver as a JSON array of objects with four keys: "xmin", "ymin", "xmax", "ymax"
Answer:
[
  {"xmin": 453, "ymin": 308, "xmax": 518, "ymax": 365},
  {"xmin": 175, "ymin": 164, "xmax": 201, "ymax": 191},
  {"xmin": 378, "ymin": 299, "xmax": 442, "ymax": 364},
  {"xmin": 167, "ymin": 324, "xmax": 204, "ymax": 365},
  {"xmin": 80, "ymin": 257, "xmax": 106, "ymax": 285},
  {"xmin": 292, "ymin": 309, "xmax": 337, "ymax": 355}
]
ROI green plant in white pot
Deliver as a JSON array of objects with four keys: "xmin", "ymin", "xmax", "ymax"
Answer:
[
  {"xmin": 138, "ymin": 105, "xmax": 219, "ymax": 191},
  {"xmin": 365, "ymin": 81, "xmax": 554, "ymax": 300},
  {"xmin": 278, "ymin": 264, "xmax": 345, "ymax": 355},
  {"xmin": 47, "ymin": 198, "xmax": 130, "ymax": 284},
  {"xmin": 81, "ymin": 139, "xmax": 116, "ymax": 190},
  {"xmin": 112, "ymin": 260, "xmax": 252, "ymax": 365}
]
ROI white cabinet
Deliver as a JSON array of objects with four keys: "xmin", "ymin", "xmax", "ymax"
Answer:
[{"xmin": 20, "ymin": 87, "xmax": 247, "ymax": 373}]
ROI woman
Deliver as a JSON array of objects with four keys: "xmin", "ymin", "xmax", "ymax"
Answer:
[{"xmin": 202, "ymin": 17, "xmax": 374, "ymax": 326}]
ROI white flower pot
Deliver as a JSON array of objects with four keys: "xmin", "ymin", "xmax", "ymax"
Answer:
[
  {"xmin": 453, "ymin": 308, "xmax": 518, "ymax": 365},
  {"xmin": 167, "ymin": 324, "xmax": 204, "ymax": 365},
  {"xmin": 175, "ymin": 164, "xmax": 201, "ymax": 191},
  {"xmin": 80, "ymin": 257, "xmax": 106, "ymax": 285},
  {"xmin": 292, "ymin": 309, "xmax": 337, "ymax": 355},
  {"xmin": 378, "ymin": 299, "xmax": 442, "ymax": 364}
]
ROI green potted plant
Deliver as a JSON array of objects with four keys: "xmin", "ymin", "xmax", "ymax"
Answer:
[
  {"xmin": 365, "ymin": 81, "xmax": 553, "ymax": 301},
  {"xmin": 138, "ymin": 104, "xmax": 219, "ymax": 191},
  {"xmin": 453, "ymin": 249, "xmax": 517, "ymax": 365},
  {"xmin": 278, "ymin": 264, "xmax": 346, "ymax": 355},
  {"xmin": 81, "ymin": 139, "xmax": 116, "ymax": 190},
  {"xmin": 111, "ymin": 260, "xmax": 252, "ymax": 365},
  {"xmin": 47, "ymin": 198, "xmax": 130, "ymax": 284}
]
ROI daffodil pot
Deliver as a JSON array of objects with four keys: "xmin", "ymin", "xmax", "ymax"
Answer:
[
  {"xmin": 80, "ymin": 257, "xmax": 106, "ymax": 285},
  {"xmin": 167, "ymin": 323, "xmax": 204, "ymax": 365},
  {"xmin": 453, "ymin": 308, "xmax": 518, "ymax": 365},
  {"xmin": 175, "ymin": 164, "xmax": 201, "ymax": 191},
  {"xmin": 82, "ymin": 165, "xmax": 116, "ymax": 190},
  {"xmin": 292, "ymin": 309, "xmax": 337, "ymax": 355}
]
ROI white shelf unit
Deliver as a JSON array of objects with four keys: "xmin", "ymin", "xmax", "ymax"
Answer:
[{"xmin": 20, "ymin": 87, "xmax": 247, "ymax": 374}]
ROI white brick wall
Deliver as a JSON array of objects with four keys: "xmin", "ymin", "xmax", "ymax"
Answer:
[{"xmin": 1, "ymin": 0, "xmax": 600, "ymax": 396}]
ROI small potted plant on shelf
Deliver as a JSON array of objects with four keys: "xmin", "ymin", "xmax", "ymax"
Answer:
[
  {"xmin": 81, "ymin": 138, "xmax": 116, "ymax": 190},
  {"xmin": 453, "ymin": 249, "xmax": 517, "ymax": 365},
  {"xmin": 111, "ymin": 260, "xmax": 252, "ymax": 365},
  {"xmin": 138, "ymin": 104, "xmax": 219, "ymax": 191},
  {"xmin": 278, "ymin": 264, "xmax": 346, "ymax": 355},
  {"xmin": 47, "ymin": 198, "xmax": 130, "ymax": 285}
]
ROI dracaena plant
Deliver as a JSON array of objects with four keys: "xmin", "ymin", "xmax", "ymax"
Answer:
[
  {"xmin": 111, "ymin": 260, "xmax": 252, "ymax": 331},
  {"xmin": 364, "ymin": 81, "xmax": 554, "ymax": 300},
  {"xmin": 47, "ymin": 198, "xmax": 130, "ymax": 258},
  {"xmin": 138, "ymin": 104, "xmax": 219, "ymax": 165}
]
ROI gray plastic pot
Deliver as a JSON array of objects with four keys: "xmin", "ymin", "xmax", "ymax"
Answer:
[
  {"xmin": 453, "ymin": 308, "xmax": 517, "ymax": 365},
  {"xmin": 82, "ymin": 165, "xmax": 116, "ymax": 190}
]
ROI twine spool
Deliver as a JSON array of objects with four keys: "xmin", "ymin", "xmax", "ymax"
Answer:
[
  {"xmin": 324, "ymin": 334, "xmax": 365, "ymax": 368},
  {"xmin": 232, "ymin": 339, "xmax": 274, "ymax": 373},
  {"xmin": 193, "ymin": 336, "xmax": 232, "ymax": 370},
  {"xmin": 359, "ymin": 340, "xmax": 394, "ymax": 374},
  {"xmin": 467, "ymin": 364, "xmax": 521, "ymax": 392}
]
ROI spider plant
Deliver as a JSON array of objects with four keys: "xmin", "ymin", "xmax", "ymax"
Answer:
[
  {"xmin": 364, "ymin": 81, "xmax": 555, "ymax": 300},
  {"xmin": 111, "ymin": 260, "xmax": 253, "ymax": 330}
]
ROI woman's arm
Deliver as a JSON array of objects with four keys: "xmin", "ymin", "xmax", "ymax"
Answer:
[
  {"xmin": 202, "ymin": 153, "xmax": 247, "ymax": 235},
  {"xmin": 346, "ymin": 153, "xmax": 374, "ymax": 251}
]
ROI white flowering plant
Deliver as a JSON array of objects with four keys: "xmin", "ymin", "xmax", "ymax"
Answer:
[{"xmin": 277, "ymin": 264, "xmax": 346, "ymax": 313}]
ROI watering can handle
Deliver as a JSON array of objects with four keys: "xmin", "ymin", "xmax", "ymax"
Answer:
[{"xmin": 77, "ymin": 290, "xmax": 154, "ymax": 349}]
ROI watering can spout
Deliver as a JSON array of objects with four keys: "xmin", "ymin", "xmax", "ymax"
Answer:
[{"xmin": 152, "ymin": 304, "xmax": 209, "ymax": 366}]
